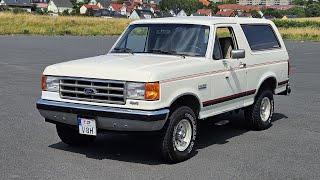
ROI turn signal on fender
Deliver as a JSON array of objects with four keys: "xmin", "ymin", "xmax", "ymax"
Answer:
[
  {"xmin": 41, "ymin": 75, "xmax": 46, "ymax": 91},
  {"xmin": 145, "ymin": 82, "xmax": 160, "ymax": 101}
]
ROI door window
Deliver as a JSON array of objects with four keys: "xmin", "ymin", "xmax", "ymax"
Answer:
[{"xmin": 213, "ymin": 27, "xmax": 237, "ymax": 60}]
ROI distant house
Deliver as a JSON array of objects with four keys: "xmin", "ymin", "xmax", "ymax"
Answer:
[
  {"xmin": 47, "ymin": 0, "xmax": 73, "ymax": 14},
  {"xmin": 218, "ymin": 4, "xmax": 260, "ymax": 12},
  {"xmin": 80, "ymin": 4, "xmax": 99, "ymax": 14},
  {"xmin": 196, "ymin": 9, "xmax": 212, "ymax": 16},
  {"xmin": 76, "ymin": 0, "xmax": 84, "ymax": 3},
  {"xmin": 215, "ymin": 10, "xmax": 235, "ymax": 17},
  {"xmin": 88, "ymin": 0, "xmax": 97, "ymax": 5},
  {"xmin": 154, "ymin": 11, "xmax": 173, "ymax": 18},
  {"xmin": 108, "ymin": 2, "xmax": 122, "ymax": 12},
  {"xmin": 35, "ymin": 2, "xmax": 48, "ymax": 11},
  {"xmin": 96, "ymin": 0, "xmax": 111, "ymax": 9},
  {"xmin": 176, "ymin": 9, "xmax": 187, "ymax": 17},
  {"xmin": 129, "ymin": 9, "xmax": 154, "ymax": 19},
  {"xmin": 236, "ymin": 12, "xmax": 252, "ymax": 18},
  {"xmin": 0, "ymin": 0, "xmax": 33, "ymax": 12}
]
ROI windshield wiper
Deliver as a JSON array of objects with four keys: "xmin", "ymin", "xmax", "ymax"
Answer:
[
  {"xmin": 113, "ymin": 47, "xmax": 134, "ymax": 54},
  {"xmin": 148, "ymin": 49, "xmax": 186, "ymax": 59}
]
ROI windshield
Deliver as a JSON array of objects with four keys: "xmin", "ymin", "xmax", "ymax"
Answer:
[{"xmin": 111, "ymin": 24, "xmax": 210, "ymax": 57}]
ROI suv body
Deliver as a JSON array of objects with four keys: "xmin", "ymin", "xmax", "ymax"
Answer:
[{"xmin": 36, "ymin": 17, "xmax": 290, "ymax": 162}]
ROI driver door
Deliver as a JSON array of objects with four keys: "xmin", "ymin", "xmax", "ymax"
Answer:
[{"xmin": 204, "ymin": 24, "xmax": 247, "ymax": 115}]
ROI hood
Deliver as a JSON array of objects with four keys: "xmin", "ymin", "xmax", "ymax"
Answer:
[{"xmin": 43, "ymin": 54, "xmax": 185, "ymax": 82}]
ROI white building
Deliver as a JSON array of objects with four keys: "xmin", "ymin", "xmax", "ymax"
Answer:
[
  {"xmin": 47, "ymin": 0, "xmax": 73, "ymax": 14},
  {"xmin": 80, "ymin": 4, "xmax": 100, "ymax": 14},
  {"xmin": 129, "ymin": 9, "xmax": 154, "ymax": 19}
]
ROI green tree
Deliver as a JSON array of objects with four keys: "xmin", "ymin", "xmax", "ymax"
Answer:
[
  {"xmin": 159, "ymin": 0, "xmax": 205, "ymax": 15},
  {"xmin": 262, "ymin": 8, "xmax": 284, "ymax": 18},
  {"xmin": 250, "ymin": 10, "xmax": 261, "ymax": 18},
  {"xmin": 284, "ymin": 6, "xmax": 305, "ymax": 17},
  {"xmin": 305, "ymin": 3, "xmax": 320, "ymax": 17},
  {"xmin": 292, "ymin": 0, "xmax": 305, "ymax": 6},
  {"xmin": 208, "ymin": 2, "xmax": 219, "ymax": 14}
]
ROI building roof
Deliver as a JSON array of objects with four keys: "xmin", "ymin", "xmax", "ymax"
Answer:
[
  {"xmin": 131, "ymin": 16, "xmax": 273, "ymax": 26},
  {"xmin": 50, "ymin": 0, "xmax": 73, "ymax": 8},
  {"xmin": 263, "ymin": 5, "xmax": 295, "ymax": 10},
  {"xmin": 97, "ymin": 0, "xmax": 111, "ymax": 8},
  {"xmin": 216, "ymin": 10, "xmax": 235, "ymax": 17},
  {"xmin": 83, "ymin": 4, "xmax": 99, "ymax": 10},
  {"xmin": 196, "ymin": 9, "xmax": 212, "ymax": 16},
  {"xmin": 218, "ymin": 4, "xmax": 260, "ymax": 11},
  {"xmin": 110, "ymin": 3, "xmax": 122, "ymax": 11},
  {"xmin": 1, "ymin": 0, "xmax": 31, "ymax": 5},
  {"xmin": 36, "ymin": 2, "xmax": 48, "ymax": 8},
  {"xmin": 134, "ymin": 9, "xmax": 155, "ymax": 19}
]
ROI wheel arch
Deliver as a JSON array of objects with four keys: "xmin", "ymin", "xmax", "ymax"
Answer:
[
  {"xmin": 169, "ymin": 93, "xmax": 202, "ymax": 118},
  {"xmin": 255, "ymin": 73, "xmax": 278, "ymax": 98}
]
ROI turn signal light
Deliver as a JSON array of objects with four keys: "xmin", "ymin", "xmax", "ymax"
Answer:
[
  {"xmin": 145, "ymin": 82, "xmax": 160, "ymax": 101},
  {"xmin": 41, "ymin": 75, "xmax": 46, "ymax": 91}
]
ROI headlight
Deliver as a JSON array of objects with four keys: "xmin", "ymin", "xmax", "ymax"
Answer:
[
  {"xmin": 127, "ymin": 82, "xmax": 159, "ymax": 101},
  {"xmin": 41, "ymin": 75, "xmax": 59, "ymax": 92},
  {"xmin": 127, "ymin": 82, "xmax": 145, "ymax": 100}
]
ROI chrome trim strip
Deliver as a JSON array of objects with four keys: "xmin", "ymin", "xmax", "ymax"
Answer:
[{"xmin": 36, "ymin": 99, "xmax": 169, "ymax": 117}]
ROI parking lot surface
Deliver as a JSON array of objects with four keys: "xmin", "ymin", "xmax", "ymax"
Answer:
[{"xmin": 0, "ymin": 36, "xmax": 319, "ymax": 180}]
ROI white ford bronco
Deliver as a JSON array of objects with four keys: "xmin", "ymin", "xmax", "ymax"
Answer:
[{"xmin": 37, "ymin": 17, "xmax": 291, "ymax": 163}]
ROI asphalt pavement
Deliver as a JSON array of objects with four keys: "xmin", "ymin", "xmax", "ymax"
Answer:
[{"xmin": 0, "ymin": 36, "xmax": 319, "ymax": 180}]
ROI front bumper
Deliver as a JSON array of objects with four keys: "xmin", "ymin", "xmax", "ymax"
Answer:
[{"xmin": 36, "ymin": 99, "xmax": 169, "ymax": 131}]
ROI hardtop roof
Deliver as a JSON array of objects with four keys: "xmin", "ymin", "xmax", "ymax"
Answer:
[{"xmin": 131, "ymin": 16, "xmax": 273, "ymax": 26}]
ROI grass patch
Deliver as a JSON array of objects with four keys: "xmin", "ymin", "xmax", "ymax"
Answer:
[
  {"xmin": 279, "ymin": 27, "xmax": 320, "ymax": 41},
  {"xmin": 0, "ymin": 13, "xmax": 131, "ymax": 36},
  {"xmin": 0, "ymin": 13, "xmax": 319, "ymax": 41}
]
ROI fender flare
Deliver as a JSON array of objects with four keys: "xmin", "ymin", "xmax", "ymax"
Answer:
[{"xmin": 255, "ymin": 72, "xmax": 278, "ymax": 97}]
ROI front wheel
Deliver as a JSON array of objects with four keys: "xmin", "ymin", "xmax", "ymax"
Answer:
[
  {"xmin": 244, "ymin": 89, "xmax": 274, "ymax": 130},
  {"xmin": 160, "ymin": 106, "xmax": 197, "ymax": 163}
]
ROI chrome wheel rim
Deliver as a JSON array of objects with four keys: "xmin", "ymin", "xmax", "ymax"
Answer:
[
  {"xmin": 260, "ymin": 97, "xmax": 271, "ymax": 122},
  {"xmin": 173, "ymin": 119, "xmax": 192, "ymax": 152}
]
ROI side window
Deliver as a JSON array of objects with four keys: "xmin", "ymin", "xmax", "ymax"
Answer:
[
  {"xmin": 241, "ymin": 24, "xmax": 280, "ymax": 51},
  {"xmin": 121, "ymin": 27, "xmax": 149, "ymax": 52},
  {"xmin": 213, "ymin": 27, "xmax": 237, "ymax": 60}
]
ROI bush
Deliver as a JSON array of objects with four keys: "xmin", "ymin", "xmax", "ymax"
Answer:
[
  {"xmin": 12, "ymin": 8, "xmax": 27, "ymax": 14},
  {"xmin": 305, "ymin": 3, "xmax": 320, "ymax": 17},
  {"xmin": 273, "ymin": 19, "xmax": 320, "ymax": 28},
  {"xmin": 61, "ymin": 10, "xmax": 70, "ymax": 16}
]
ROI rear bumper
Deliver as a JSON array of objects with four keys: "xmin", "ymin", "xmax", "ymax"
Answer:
[
  {"xmin": 36, "ymin": 99, "xmax": 169, "ymax": 131},
  {"xmin": 278, "ymin": 82, "xmax": 291, "ymax": 95}
]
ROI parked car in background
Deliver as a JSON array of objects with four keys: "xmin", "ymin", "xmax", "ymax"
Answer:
[{"xmin": 37, "ymin": 17, "xmax": 291, "ymax": 163}]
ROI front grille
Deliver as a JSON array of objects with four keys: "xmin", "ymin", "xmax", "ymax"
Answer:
[{"xmin": 59, "ymin": 78, "xmax": 126, "ymax": 104}]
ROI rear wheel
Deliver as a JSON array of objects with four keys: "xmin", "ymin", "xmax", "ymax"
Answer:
[
  {"xmin": 56, "ymin": 124, "xmax": 95, "ymax": 146},
  {"xmin": 244, "ymin": 89, "xmax": 274, "ymax": 130},
  {"xmin": 160, "ymin": 106, "xmax": 197, "ymax": 163}
]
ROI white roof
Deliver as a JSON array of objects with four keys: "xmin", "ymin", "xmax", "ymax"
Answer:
[{"xmin": 131, "ymin": 16, "xmax": 272, "ymax": 26}]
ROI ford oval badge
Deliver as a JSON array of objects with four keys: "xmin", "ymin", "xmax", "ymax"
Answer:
[{"xmin": 84, "ymin": 88, "xmax": 97, "ymax": 95}]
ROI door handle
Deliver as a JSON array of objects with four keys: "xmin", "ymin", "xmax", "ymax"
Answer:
[
  {"xmin": 225, "ymin": 72, "xmax": 230, "ymax": 79},
  {"xmin": 239, "ymin": 62, "xmax": 246, "ymax": 68}
]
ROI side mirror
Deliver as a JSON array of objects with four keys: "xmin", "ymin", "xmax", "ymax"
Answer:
[{"xmin": 231, "ymin": 49, "xmax": 245, "ymax": 59}]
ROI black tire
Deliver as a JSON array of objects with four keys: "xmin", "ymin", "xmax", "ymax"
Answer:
[
  {"xmin": 160, "ymin": 106, "xmax": 197, "ymax": 163},
  {"xmin": 56, "ymin": 124, "xmax": 96, "ymax": 146},
  {"xmin": 244, "ymin": 89, "xmax": 274, "ymax": 130}
]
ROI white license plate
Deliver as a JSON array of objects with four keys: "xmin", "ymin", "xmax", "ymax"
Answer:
[{"xmin": 78, "ymin": 117, "xmax": 97, "ymax": 136}]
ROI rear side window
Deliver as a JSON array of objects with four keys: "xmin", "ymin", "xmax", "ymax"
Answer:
[{"xmin": 241, "ymin": 24, "xmax": 280, "ymax": 51}]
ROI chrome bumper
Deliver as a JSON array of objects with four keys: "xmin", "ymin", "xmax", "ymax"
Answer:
[{"xmin": 36, "ymin": 99, "xmax": 169, "ymax": 131}]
